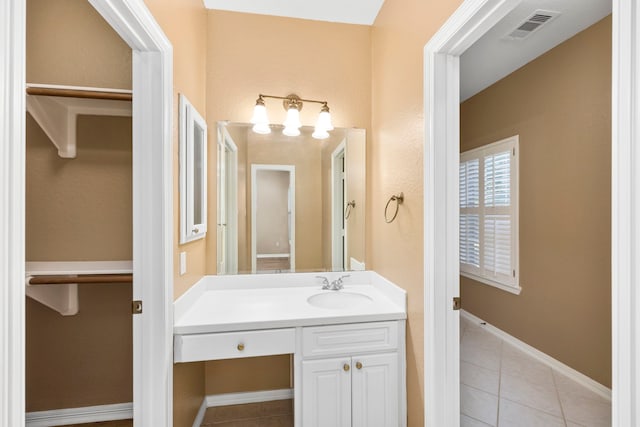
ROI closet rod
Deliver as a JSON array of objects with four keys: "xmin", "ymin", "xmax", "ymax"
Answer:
[
  {"xmin": 28, "ymin": 274, "xmax": 133, "ymax": 285},
  {"xmin": 26, "ymin": 86, "xmax": 132, "ymax": 101}
]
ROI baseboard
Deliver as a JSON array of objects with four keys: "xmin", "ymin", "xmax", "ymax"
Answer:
[
  {"xmin": 206, "ymin": 388, "xmax": 294, "ymax": 408},
  {"xmin": 192, "ymin": 397, "xmax": 208, "ymax": 427},
  {"xmin": 26, "ymin": 402, "xmax": 133, "ymax": 427},
  {"xmin": 461, "ymin": 310, "xmax": 612, "ymax": 401}
]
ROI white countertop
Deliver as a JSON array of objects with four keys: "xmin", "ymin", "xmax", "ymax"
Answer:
[{"xmin": 173, "ymin": 271, "xmax": 407, "ymax": 335}]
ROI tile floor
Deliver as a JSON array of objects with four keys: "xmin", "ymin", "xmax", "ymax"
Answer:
[
  {"xmin": 460, "ymin": 315, "xmax": 611, "ymax": 427},
  {"xmin": 200, "ymin": 399, "xmax": 293, "ymax": 426}
]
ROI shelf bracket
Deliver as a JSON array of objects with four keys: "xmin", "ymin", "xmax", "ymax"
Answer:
[
  {"xmin": 25, "ymin": 281, "xmax": 79, "ymax": 316},
  {"xmin": 26, "ymin": 94, "xmax": 131, "ymax": 158}
]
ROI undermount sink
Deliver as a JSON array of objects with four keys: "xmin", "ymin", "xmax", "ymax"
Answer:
[{"xmin": 307, "ymin": 291, "xmax": 373, "ymax": 309}]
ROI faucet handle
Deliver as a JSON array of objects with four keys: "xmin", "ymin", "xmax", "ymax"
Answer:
[{"xmin": 316, "ymin": 275, "xmax": 330, "ymax": 289}]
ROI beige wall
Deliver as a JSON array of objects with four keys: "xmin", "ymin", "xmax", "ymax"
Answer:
[
  {"xmin": 26, "ymin": 0, "xmax": 131, "ymax": 89},
  {"xmin": 370, "ymin": 1, "xmax": 464, "ymax": 424},
  {"xmin": 25, "ymin": 115, "xmax": 134, "ymax": 410},
  {"xmin": 25, "ymin": 0, "xmax": 133, "ymax": 411},
  {"xmin": 141, "ymin": 0, "xmax": 209, "ymax": 425},
  {"xmin": 205, "ymin": 10, "xmax": 371, "ymax": 398},
  {"xmin": 460, "ymin": 17, "xmax": 612, "ymax": 387}
]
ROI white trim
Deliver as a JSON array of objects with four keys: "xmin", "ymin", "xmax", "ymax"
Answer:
[
  {"xmin": 1, "ymin": 0, "xmax": 26, "ymax": 425},
  {"xmin": 423, "ymin": 1, "xmax": 524, "ymax": 426},
  {"xmin": 206, "ymin": 389, "xmax": 294, "ymax": 407},
  {"xmin": 251, "ymin": 164, "xmax": 296, "ymax": 273},
  {"xmin": 26, "ymin": 83, "xmax": 132, "ymax": 94},
  {"xmin": 331, "ymin": 141, "xmax": 347, "ymax": 271},
  {"xmin": 26, "ymin": 402, "xmax": 133, "ymax": 427},
  {"xmin": 179, "ymin": 94, "xmax": 208, "ymax": 244},
  {"xmin": 461, "ymin": 310, "xmax": 612, "ymax": 401},
  {"xmin": 74, "ymin": 1, "xmax": 176, "ymax": 426},
  {"xmin": 612, "ymin": 1, "xmax": 640, "ymax": 425},
  {"xmin": 461, "ymin": 272, "xmax": 522, "ymax": 295},
  {"xmin": 217, "ymin": 125, "xmax": 239, "ymax": 274},
  {"xmin": 192, "ymin": 398, "xmax": 208, "ymax": 427}
]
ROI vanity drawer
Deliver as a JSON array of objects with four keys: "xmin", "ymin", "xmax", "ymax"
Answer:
[
  {"xmin": 302, "ymin": 321, "xmax": 399, "ymax": 358},
  {"xmin": 174, "ymin": 328, "xmax": 296, "ymax": 363}
]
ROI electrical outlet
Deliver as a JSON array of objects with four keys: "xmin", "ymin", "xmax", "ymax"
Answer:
[{"xmin": 180, "ymin": 252, "xmax": 187, "ymax": 276}]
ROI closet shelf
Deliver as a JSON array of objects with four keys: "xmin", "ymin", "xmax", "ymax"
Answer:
[
  {"xmin": 26, "ymin": 83, "xmax": 132, "ymax": 158},
  {"xmin": 26, "ymin": 261, "xmax": 133, "ymax": 316}
]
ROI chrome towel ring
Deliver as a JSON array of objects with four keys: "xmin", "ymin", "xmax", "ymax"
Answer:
[
  {"xmin": 384, "ymin": 192, "xmax": 404, "ymax": 223},
  {"xmin": 344, "ymin": 200, "xmax": 356, "ymax": 220}
]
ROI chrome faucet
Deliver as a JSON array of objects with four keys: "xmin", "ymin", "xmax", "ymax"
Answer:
[
  {"xmin": 317, "ymin": 274, "xmax": 350, "ymax": 290},
  {"xmin": 316, "ymin": 276, "xmax": 330, "ymax": 289},
  {"xmin": 329, "ymin": 275, "xmax": 350, "ymax": 290}
]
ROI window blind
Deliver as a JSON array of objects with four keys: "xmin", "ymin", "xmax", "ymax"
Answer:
[{"xmin": 460, "ymin": 136, "xmax": 519, "ymax": 291}]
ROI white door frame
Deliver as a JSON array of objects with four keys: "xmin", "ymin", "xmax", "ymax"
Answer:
[
  {"xmin": 331, "ymin": 140, "xmax": 346, "ymax": 271},
  {"xmin": 424, "ymin": 0, "xmax": 639, "ymax": 425},
  {"xmin": 1, "ymin": 1, "xmax": 174, "ymax": 426},
  {"xmin": 217, "ymin": 125, "xmax": 238, "ymax": 274},
  {"xmin": 251, "ymin": 164, "xmax": 296, "ymax": 273}
]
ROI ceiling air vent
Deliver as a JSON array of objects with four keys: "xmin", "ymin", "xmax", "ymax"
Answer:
[{"xmin": 504, "ymin": 10, "xmax": 560, "ymax": 40}]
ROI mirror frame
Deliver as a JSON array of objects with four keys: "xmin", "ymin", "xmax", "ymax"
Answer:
[{"xmin": 179, "ymin": 94, "xmax": 207, "ymax": 244}]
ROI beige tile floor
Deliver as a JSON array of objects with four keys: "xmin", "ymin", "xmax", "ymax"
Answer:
[{"xmin": 461, "ymin": 315, "xmax": 611, "ymax": 427}]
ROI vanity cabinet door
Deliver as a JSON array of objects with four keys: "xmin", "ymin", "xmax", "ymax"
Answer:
[
  {"xmin": 351, "ymin": 352, "xmax": 399, "ymax": 427},
  {"xmin": 302, "ymin": 357, "xmax": 352, "ymax": 427}
]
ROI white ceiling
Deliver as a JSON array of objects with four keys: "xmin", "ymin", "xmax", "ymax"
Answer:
[
  {"xmin": 203, "ymin": 0, "xmax": 386, "ymax": 25},
  {"xmin": 460, "ymin": 0, "xmax": 611, "ymax": 101}
]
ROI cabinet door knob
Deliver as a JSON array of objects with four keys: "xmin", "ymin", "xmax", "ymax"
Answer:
[
  {"xmin": 356, "ymin": 362, "xmax": 363, "ymax": 370},
  {"xmin": 237, "ymin": 343, "xmax": 245, "ymax": 351},
  {"xmin": 343, "ymin": 363, "xmax": 350, "ymax": 372}
]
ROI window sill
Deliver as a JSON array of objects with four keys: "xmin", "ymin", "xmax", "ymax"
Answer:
[{"xmin": 461, "ymin": 272, "xmax": 522, "ymax": 295}]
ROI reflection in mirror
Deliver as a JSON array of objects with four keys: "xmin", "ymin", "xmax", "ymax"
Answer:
[{"xmin": 216, "ymin": 123, "xmax": 366, "ymax": 274}]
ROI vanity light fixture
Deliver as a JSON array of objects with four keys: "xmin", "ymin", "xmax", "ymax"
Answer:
[{"xmin": 250, "ymin": 93, "xmax": 334, "ymax": 139}]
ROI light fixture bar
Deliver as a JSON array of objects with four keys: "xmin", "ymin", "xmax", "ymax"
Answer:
[
  {"xmin": 250, "ymin": 93, "xmax": 333, "ymax": 139},
  {"xmin": 258, "ymin": 93, "xmax": 329, "ymax": 106}
]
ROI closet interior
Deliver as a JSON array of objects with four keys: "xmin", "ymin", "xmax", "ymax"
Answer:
[{"xmin": 25, "ymin": 0, "xmax": 134, "ymax": 421}]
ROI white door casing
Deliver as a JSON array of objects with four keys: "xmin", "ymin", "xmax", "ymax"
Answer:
[
  {"xmin": 611, "ymin": 0, "xmax": 640, "ymax": 424},
  {"xmin": 1, "ymin": 0, "xmax": 26, "ymax": 426},
  {"xmin": 1, "ymin": 0, "xmax": 175, "ymax": 426}
]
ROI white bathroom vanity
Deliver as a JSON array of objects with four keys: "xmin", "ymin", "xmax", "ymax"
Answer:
[{"xmin": 173, "ymin": 271, "xmax": 407, "ymax": 427}]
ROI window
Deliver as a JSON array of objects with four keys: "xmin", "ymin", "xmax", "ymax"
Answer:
[{"xmin": 460, "ymin": 135, "xmax": 520, "ymax": 294}]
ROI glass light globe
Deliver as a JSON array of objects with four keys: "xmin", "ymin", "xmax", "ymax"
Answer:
[
  {"xmin": 316, "ymin": 109, "xmax": 334, "ymax": 131},
  {"xmin": 250, "ymin": 103, "xmax": 269, "ymax": 125},
  {"xmin": 282, "ymin": 125, "xmax": 301, "ymax": 137},
  {"xmin": 283, "ymin": 107, "xmax": 302, "ymax": 130},
  {"xmin": 252, "ymin": 122, "xmax": 271, "ymax": 135},
  {"xmin": 312, "ymin": 127, "xmax": 329, "ymax": 139}
]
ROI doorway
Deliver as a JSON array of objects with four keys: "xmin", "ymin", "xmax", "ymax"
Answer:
[
  {"xmin": 331, "ymin": 141, "xmax": 347, "ymax": 271},
  {"xmin": 1, "ymin": 0, "xmax": 174, "ymax": 426},
  {"xmin": 217, "ymin": 125, "xmax": 239, "ymax": 274},
  {"xmin": 251, "ymin": 164, "xmax": 296, "ymax": 273},
  {"xmin": 423, "ymin": 0, "xmax": 640, "ymax": 425}
]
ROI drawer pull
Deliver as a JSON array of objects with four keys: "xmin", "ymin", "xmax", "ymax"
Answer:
[
  {"xmin": 237, "ymin": 343, "xmax": 245, "ymax": 351},
  {"xmin": 343, "ymin": 363, "xmax": 350, "ymax": 372},
  {"xmin": 356, "ymin": 362, "xmax": 363, "ymax": 370}
]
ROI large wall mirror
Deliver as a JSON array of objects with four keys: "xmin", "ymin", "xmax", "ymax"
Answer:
[{"xmin": 217, "ymin": 122, "xmax": 366, "ymax": 274}]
